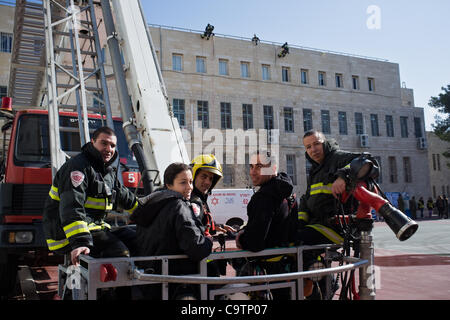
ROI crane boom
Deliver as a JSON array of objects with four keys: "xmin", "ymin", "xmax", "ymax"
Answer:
[{"xmin": 107, "ymin": 0, "xmax": 190, "ymax": 182}]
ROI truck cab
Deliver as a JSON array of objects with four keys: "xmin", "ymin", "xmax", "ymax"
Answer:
[{"xmin": 0, "ymin": 109, "xmax": 141, "ymax": 297}]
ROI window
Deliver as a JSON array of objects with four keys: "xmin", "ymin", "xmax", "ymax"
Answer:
[
  {"xmin": 338, "ymin": 111, "xmax": 348, "ymax": 135},
  {"xmin": 262, "ymin": 64, "xmax": 270, "ymax": 80},
  {"xmin": 14, "ymin": 114, "xmax": 138, "ymax": 168},
  {"xmin": 414, "ymin": 117, "xmax": 423, "ymax": 138},
  {"xmin": 172, "ymin": 53, "xmax": 183, "ymax": 71},
  {"xmin": 242, "ymin": 104, "xmax": 253, "ymax": 130},
  {"xmin": 355, "ymin": 112, "xmax": 364, "ymax": 135},
  {"xmin": 301, "ymin": 69, "xmax": 309, "ymax": 84},
  {"xmin": 370, "ymin": 114, "xmax": 379, "ymax": 136},
  {"xmin": 0, "ymin": 32, "xmax": 13, "ymax": 53},
  {"xmin": 241, "ymin": 62, "xmax": 250, "ymax": 78},
  {"xmin": 400, "ymin": 116, "xmax": 408, "ymax": 138},
  {"xmin": 222, "ymin": 163, "xmax": 234, "ymax": 186},
  {"xmin": 282, "ymin": 67, "xmax": 290, "ymax": 82},
  {"xmin": 386, "ymin": 115, "xmax": 394, "ymax": 137},
  {"xmin": 432, "ymin": 154, "xmax": 436, "ymax": 171},
  {"xmin": 303, "ymin": 108, "xmax": 313, "ymax": 132},
  {"xmin": 335, "ymin": 73, "xmax": 343, "ymax": 88},
  {"xmin": 197, "ymin": 100, "xmax": 209, "ymax": 129},
  {"xmin": 284, "ymin": 107, "xmax": 294, "ymax": 132},
  {"xmin": 220, "ymin": 102, "xmax": 232, "ymax": 129},
  {"xmin": 219, "ymin": 59, "xmax": 229, "ymax": 75},
  {"xmin": 321, "ymin": 110, "xmax": 331, "ymax": 134},
  {"xmin": 352, "ymin": 75, "xmax": 360, "ymax": 90},
  {"xmin": 368, "ymin": 78, "xmax": 375, "ymax": 91},
  {"xmin": 196, "ymin": 56, "xmax": 206, "ymax": 73},
  {"xmin": 403, "ymin": 157, "xmax": 412, "ymax": 183},
  {"xmin": 263, "ymin": 105, "xmax": 274, "ymax": 130},
  {"xmin": 318, "ymin": 71, "xmax": 326, "ymax": 86},
  {"xmin": 286, "ymin": 154, "xmax": 297, "ymax": 185},
  {"xmin": 0, "ymin": 86, "xmax": 7, "ymax": 99},
  {"xmin": 173, "ymin": 99, "xmax": 185, "ymax": 127},
  {"xmin": 388, "ymin": 156, "xmax": 397, "ymax": 183}
]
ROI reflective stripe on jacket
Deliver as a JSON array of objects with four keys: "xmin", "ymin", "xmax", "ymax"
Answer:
[{"xmin": 43, "ymin": 142, "xmax": 137, "ymax": 253}]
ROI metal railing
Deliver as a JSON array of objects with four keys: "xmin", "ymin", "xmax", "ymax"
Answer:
[
  {"xmin": 61, "ymin": 243, "xmax": 369, "ymax": 300},
  {"xmin": 148, "ymin": 23, "xmax": 389, "ymax": 62}
]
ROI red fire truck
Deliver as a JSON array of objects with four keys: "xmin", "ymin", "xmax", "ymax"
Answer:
[{"xmin": 0, "ymin": 105, "xmax": 142, "ymax": 297}]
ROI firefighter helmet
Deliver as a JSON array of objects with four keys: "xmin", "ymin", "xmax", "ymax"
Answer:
[{"xmin": 190, "ymin": 154, "xmax": 223, "ymax": 191}]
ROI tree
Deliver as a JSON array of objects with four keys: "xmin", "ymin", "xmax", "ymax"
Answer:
[{"xmin": 428, "ymin": 84, "xmax": 450, "ymax": 167}]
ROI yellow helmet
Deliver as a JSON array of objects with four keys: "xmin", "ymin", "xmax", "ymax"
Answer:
[{"xmin": 190, "ymin": 154, "xmax": 223, "ymax": 191}]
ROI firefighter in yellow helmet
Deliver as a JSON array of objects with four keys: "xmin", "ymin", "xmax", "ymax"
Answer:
[{"xmin": 190, "ymin": 154, "xmax": 236, "ymax": 237}]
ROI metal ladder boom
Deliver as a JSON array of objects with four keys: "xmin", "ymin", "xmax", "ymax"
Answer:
[{"xmin": 42, "ymin": 0, "xmax": 114, "ymax": 174}]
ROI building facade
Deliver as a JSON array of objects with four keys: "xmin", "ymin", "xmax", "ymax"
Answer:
[
  {"xmin": 148, "ymin": 25, "xmax": 430, "ymax": 197},
  {"xmin": 0, "ymin": 2, "xmax": 432, "ymax": 199},
  {"xmin": 426, "ymin": 132, "xmax": 450, "ymax": 199}
]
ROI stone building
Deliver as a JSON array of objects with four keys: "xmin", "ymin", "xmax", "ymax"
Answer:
[
  {"xmin": 148, "ymin": 25, "xmax": 430, "ymax": 197},
  {"xmin": 0, "ymin": 3, "xmax": 432, "ymax": 198}
]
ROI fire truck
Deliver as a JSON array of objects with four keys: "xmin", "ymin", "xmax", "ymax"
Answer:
[
  {"xmin": 0, "ymin": 0, "xmax": 188, "ymax": 298},
  {"xmin": 1, "ymin": 0, "xmax": 418, "ymax": 300}
]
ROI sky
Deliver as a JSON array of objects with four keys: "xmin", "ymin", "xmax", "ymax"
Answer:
[{"xmin": 141, "ymin": 0, "xmax": 450, "ymax": 131}]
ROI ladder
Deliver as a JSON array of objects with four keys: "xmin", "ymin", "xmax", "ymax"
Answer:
[{"xmin": 43, "ymin": 0, "xmax": 113, "ymax": 175}]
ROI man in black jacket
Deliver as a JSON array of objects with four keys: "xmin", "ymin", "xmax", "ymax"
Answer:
[
  {"xmin": 236, "ymin": 151, "xmax": 294, "ymax": 251},
  {"xmin": 235, "ymin": 151, "xmax": 295, "ymax": 299},
  {"xmin": 43, "ymin": 127, "xmax": 138, "ymax": 266}
]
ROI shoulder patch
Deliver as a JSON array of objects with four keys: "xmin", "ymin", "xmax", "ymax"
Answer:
[
  {"xmin": 191, "ymin": 203, "xmax": 201, "ymax": 217},
  {"xmin": 70, "ymin": 171, "xmax": 85, "ymax": 188}
]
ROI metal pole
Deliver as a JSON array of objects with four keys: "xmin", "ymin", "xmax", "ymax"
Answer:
[
  {"xmin": 70, "ymin": 0, "xmax": 90, "ymax": 144},
  {"xmin": 358, "ymin": 220, "xmax": 376, "ymax": 300},
  {"xmin": 88, "ymin": 0, "xmax": 114, "ymax": 129},
  {"xmin": 44, "ymin": 0, "xmax": 66, "ymax": 176},
  {"xmin": 100, "ymin": 0, "xmax": 153, "ymax": 194}
]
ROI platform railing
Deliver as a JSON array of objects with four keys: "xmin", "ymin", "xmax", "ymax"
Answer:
[{"xmin": 60, "ymin": 243, "xmax": 368, "ymax": 300}]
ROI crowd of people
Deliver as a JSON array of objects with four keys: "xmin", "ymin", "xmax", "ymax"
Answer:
[
  {"xmin": 41, "ymin": 127, "xmax": 423, "ymax": 299},
  {"xmin": 403, "ymin": 194, "xmax": 449, "ymax": 220}
]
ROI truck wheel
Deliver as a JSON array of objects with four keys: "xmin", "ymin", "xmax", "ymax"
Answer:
[
  {"xmin": 226, "ymin": 218, "xmax": 244, "ymax": 231},
  {"xmin": 0, "ymin": 252, "xmax": 18, "ymax": 299}
]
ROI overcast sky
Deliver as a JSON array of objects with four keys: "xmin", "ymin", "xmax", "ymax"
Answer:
[{"xmin": 141, "ymin": 0, "xmax": 450, "ymax": 131}]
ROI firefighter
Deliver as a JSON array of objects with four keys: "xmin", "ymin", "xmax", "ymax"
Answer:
[
  {"xmin": 297, "ymin": 130, "xmax": 366, "ymax": 247},
  {"xmin": 189, "ymin": 154, "xmax": 235, "ymax": 277},
  {"xmin": 43, "ymin": 127, "xmax": 139, "ymax": 266},
  {"xmin": 189, "ymin": 154, "xmax": 235, "ymax": 237}
]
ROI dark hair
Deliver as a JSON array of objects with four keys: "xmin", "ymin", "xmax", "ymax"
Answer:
[
  {"xmin": 92, "ymin": 126, "xmax": 116, "ymax": 141},
  {"xmin": 303, "ymin": 129, "xmax": 325, "ymax": 140},
  {"xmin": 164, "ymin": 162, "xmax": 192, "ymax": 186}
]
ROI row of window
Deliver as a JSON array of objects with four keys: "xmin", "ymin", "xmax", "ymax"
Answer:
[
  {"xmin": 173, "ymin": 98, "xmax": 423, "ymax": 138},
  {"xmin": 172, "ymin": 53, "xmax": 376, "ymax": 91},
  {"xmin": 219, "ymin": 154, "xmax": 413, "ymax": 187}
]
